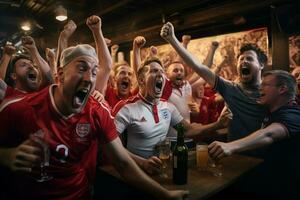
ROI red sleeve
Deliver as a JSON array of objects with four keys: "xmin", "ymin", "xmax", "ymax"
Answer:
[{"xmin": 93, "ymin": 102, "xmax": 118, "ymax": 144}]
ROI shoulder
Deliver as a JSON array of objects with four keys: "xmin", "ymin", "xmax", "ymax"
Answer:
[
  {"xmin": 88, "ymin": 96, "xmax": 114, "ymax": 119},
  {"xmin": 112, "ymin": 94, "xmax": 140, "ymax": 116}
]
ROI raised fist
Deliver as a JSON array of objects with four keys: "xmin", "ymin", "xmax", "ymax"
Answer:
[
  {"xmin": 3, "ymin": 43, "xmax": 16, "ymax": 56},
  {"xmin": 111, "ymin": 44, "xmax": 119, "ymax": 56},
  {"xmin": 21, "ymin": 36, "xmax": 36, "ymax": 51},
  {"xmin": 45, "ymin": 48, "xmax": 55, "ymax": 61},
  {"xmin": 61, "ymin": 20, "xmax": 77, "ymax": 38},
  {"xmin": 182, "ymin": 35, "xmax": 191, "ymax": 43},
  {"xmin": 160, "ymin": 22, "xmax": 175, "ymax": 42},
  {"xmin": 133, "ymin": 36, "xmax": 146, "ymax": 49},
  {"xmin": 86, "ymin": 15, "xmax": 101, "ymax": 31},
  {"xmin": 211, "ymin": 41, "xmax": 219, "ymax": 49},
  {"xmin": 149, "ymin": 46, "xmax": 158, "ymax": 57}
]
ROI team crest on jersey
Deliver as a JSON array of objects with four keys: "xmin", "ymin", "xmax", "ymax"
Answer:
[
  {"xmin": 160, "ymin": 109, "xmax": 170, "ymax": 120},
  {"xmin": 76, "ymin": 123, "xmax": 90, "ymax": 137}
]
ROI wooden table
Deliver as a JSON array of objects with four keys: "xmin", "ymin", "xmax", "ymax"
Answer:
[{"xmin": 97, "ymin": 154, "xmax": 263, "ymax": 200}]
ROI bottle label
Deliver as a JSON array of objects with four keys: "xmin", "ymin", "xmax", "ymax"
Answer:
[{"xmin": 174, "ymin": 156, "xmax": 177, "ymax": 168}]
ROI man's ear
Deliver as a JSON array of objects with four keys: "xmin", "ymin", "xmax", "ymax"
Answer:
[
  {"xmin": 10, "ymin": 72, "xmax": 17, "ymax": 81},
  {"xmin": 57, "ymin": 67, "xmax": 64, "ymax": 84},
  {"xmin": 278, "ymin": 85, "xmax": 288, "ymax": 95},
  {"xmin": 138, "ymin": 75, "xmax": 145, "ymax": 86}
]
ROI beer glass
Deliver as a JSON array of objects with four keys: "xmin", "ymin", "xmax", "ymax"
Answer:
[
  {"xmin": 32, "ymin": 130, "xmax": 53, "ymax": 182},
  {"xmin": 196, "ymin": 143, "xmax": 209, "ymax": 171},
  {"xmin": 158, "ymin": 138, "xmax": 171, "ymax": 178}
]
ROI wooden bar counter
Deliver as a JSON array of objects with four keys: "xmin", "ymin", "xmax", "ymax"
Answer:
[{"xmin": 96, "ymin": 154, "xmax": 263, "ymax": 200}]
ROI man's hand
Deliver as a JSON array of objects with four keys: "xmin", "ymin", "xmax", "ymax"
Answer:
[
  {"xmin": 86, "ymin": 15, "xmax": 101, "ymax": 32},
  {"xmin": 160, "ymin": 22, "xmax": 176, "ymax": 42},
  {"xmin": 8, "ymin": 137, "xmax": 42, "ymax": 173},
  {"xmin": 3, "ymin": 43, "xmax": 16, "ymax": 56},
  {"xmin": 208, "ymin": 141, "xmax": 234, "ymax": 160},
  {"xmin": 92, "ymin": 90, "xmax": 105, "ymax": 103},
  {"xmin": 188, "ymin": 101, "xmax": 199, "ymax": 113},
  {"xmin": 149, "ymin": 46, "xmax": 158, "ymax": 57},
  {"xmin": 211, "ymin": 41, "xmax": 219, "ymax": 50},
  {"xmin": 21, "ymin": 36, "xmax": 37, "ymax": 52},
  {"xmin": 61, "ymin": 20, "xmax": 77, "ymax": 38},
  {"xmin": 133, "ymin": 36, "xmax": 146, "ymax": 49},
  {"xmin": 182, "ymin": 35, "xmax": 191, "ymax": 47},
  {"xmin": 141, "ymin": 156, "xmax": 162, "ymax": 174},
  {"xmin": 167, "ymin": 190, "xmax": 189, "ymax": 200},
  {"xmin": 45, "ymin": 48, "xmax": 55, "ymax": 61},
  {"xmin": 111, "ymin": 44, "xmax": 119, "ymax": 56}
]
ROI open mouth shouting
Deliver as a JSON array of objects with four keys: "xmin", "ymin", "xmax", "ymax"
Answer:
[
  {"xmin": 155, "ymin": 77, "xmax": 164, "ymax": 94},
  {"xmin": 73, "ymin": 87, "xmax": 90, "ymax": 108},
  {"xmin": 27, "ymin": 70, "xmax": 38, "ymax": 82},
  {"xmin": 120, "ymin": 79, "xmax": 130, "ymax": 90},
  {"xmin": 240, "ymin": 65, "xmax": 252, "ymax": 81}
]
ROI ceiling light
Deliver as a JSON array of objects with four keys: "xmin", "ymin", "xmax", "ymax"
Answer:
[
  {"xmin": 55, "ymin": 5, "xmax": 68, "ymax": 21},
  {"xmin": 21, "ymin": 23, "xmax": 31, "ymax": 31}
]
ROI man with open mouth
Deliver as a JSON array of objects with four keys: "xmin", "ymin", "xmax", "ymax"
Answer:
[
  {"xmin": 0, "ymin": 36, "xmax": 53, "ymax": 104},
  {"xmin": 105, "ymin": 61, "xmax": 136, "ymax": 108},
  {"xmin": 0, "ymin": 15, "xmax": 189, "ymax": 200},
  {"xmin": 161, "ymin": 22, "xmax": 268, "ymax": 143},
  {"xmin": 113, "ymin": 56, "xmax": 227, "ymax": 174},
  {"xmin": 208, "ymin": 70, "xmax": 300, "ymax": 199}
]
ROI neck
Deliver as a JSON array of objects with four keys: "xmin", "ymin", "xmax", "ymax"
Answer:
[
  {"xmin": 53, "ymin": 85, "xmax": 72, "ymax": 116},
  {"xmin": 140, "ymin": 89, "xmax": 159, "ymax": 105},
  {"xmin": 269, "ymin": 97, "xmax": 292, "ymax": 113}
]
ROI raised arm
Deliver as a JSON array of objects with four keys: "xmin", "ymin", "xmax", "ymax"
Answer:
[
  {"xmin": 160, "ymin": 22, "xmax": 216, "ymax": 87},
  {"xmin": 208, "ymin": 123, "xmax": 288, "ymax": 160},
  {"xmin": 45, "ymin": 48, "xmax": 56, "ymax": 78},
  {"xmin": 187, "ymin": 41, "xmax": 219, "ymax": 85},
  {"xmin": 132, "ymin": 36, "xmax": 146, "ymax": 77},
  {"xmin": 111, "ymin": 44, "xmax": 119, "ymax": 64},
  {"xmin": 0, "ymin": 43, "xmax": 16, "ymax": 80},
  {"xmin": 86, "ymin": 15, "xmax": 113, "ymax": 94},
  {"xmin": 21, "ymin": 36, "xmax": 53, "ymax": 87},
  {"xmin": 56, "ymin": 20, "xmax": 77, "ymax": 68},
  {"xmin": 105, "ymin": 137, "xmax": 189, "ymax": 200}
]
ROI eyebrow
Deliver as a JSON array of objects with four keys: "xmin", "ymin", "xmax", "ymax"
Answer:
[{"xmin": 76, "ymin": 60, "xmax": 99, "ymax": 68}]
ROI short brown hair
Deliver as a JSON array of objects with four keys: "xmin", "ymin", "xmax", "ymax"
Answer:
[
  {"xmin": 137, "ymin": 56, "xmax": 164, "ymax": 78},
  {"xmin": 113, "ymin": 61, "xmax": 130, "ymax": 75},
  {"xmin": 263, "ymin": 70, "xmax": 296, "ymax": 100},
  {"xmin": 238, "ymin": 43, "xmax": 267, "ymax": 66}
]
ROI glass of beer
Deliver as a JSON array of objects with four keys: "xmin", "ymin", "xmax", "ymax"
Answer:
[
  {"xmin": 196, "ymin": 143, "xmax": 209, "ymax": 171},
  {"xmin": 32, "ymin": 129, "xmax": 53, "ymax": 182},
  {"xmin": 158, "ymin": 138, "xmax": 171, "ymax": 178}
]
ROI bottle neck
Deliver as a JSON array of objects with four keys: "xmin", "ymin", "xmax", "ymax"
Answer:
[{"xmin": 177, "ymin": 135, "xmax": 184, "ymax": 145}]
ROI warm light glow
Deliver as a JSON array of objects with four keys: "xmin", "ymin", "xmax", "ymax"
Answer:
[
  {"xmin": 56, "ymin": 15, "xmax": 68, "ymax": 21},
  {"xmin": 55, "ymin": 5, "xmax": 68, "ymax": 21},
  {"xmin": 21, "ymin": 24, "xmax": 31, "ymax": 31}
]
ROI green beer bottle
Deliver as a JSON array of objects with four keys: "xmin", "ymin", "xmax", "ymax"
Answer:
[{"xmin": 172, "ymin": 123, "xmax": 188, "ymax": 185}]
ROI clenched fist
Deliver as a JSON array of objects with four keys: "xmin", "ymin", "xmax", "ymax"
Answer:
[
  {"xmin": 3, "ymin": 43, "xmax": 16, "ymax": 56},
  {"xmin": 149, "ymin": 46, "xmax": 158, "ymax": 56},
  {"xmin": 61, "ymin": 20, "xmax": 77, "ymax": 38},
  {"xmin": 86, "ymin": 15, "xmax": 101, "ymax": 31},
  {"xmin": 111, "ymin": 44, "xmax": 119, "ymax": 56},
  {"xmin": 133, "ymin": 36, "xmax": 146, "ymax": 49},
  {"xmin": 160, "ymin": 22, "xmax": 175, "ymax": 42},
  {"xmin": 21, "ymin": 36, "xmax": 36, "ymax": 51}
]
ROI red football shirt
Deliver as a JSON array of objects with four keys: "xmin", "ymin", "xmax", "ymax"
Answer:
[
  {"xmin": 0, "ymin": 85, "xmax": 118, "ymax": 200},
  {"xmin": 105, "ymin": 86, "xmax": 136, "ymax": 108},
  {"xmin": 0, "ymin": 85, "xmax": 28, "ymax": 104}
]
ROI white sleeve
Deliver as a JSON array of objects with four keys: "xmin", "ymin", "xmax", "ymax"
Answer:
[
  {"xmin": 114, "ymin": 105, "xmax": 131, "ymax": 134},
  {"xmin": 168, "ymin": 102, "xmax": 184, "ymax": 126}
]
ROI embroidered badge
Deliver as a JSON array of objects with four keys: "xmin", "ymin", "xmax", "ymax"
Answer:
[
  {"xmin": 76, "ymin": 123, "xmax": 90, "ymax": 138},
  {"xmin": 160, "ymin": 109, "xmax": 170, "ymax": 120}
]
